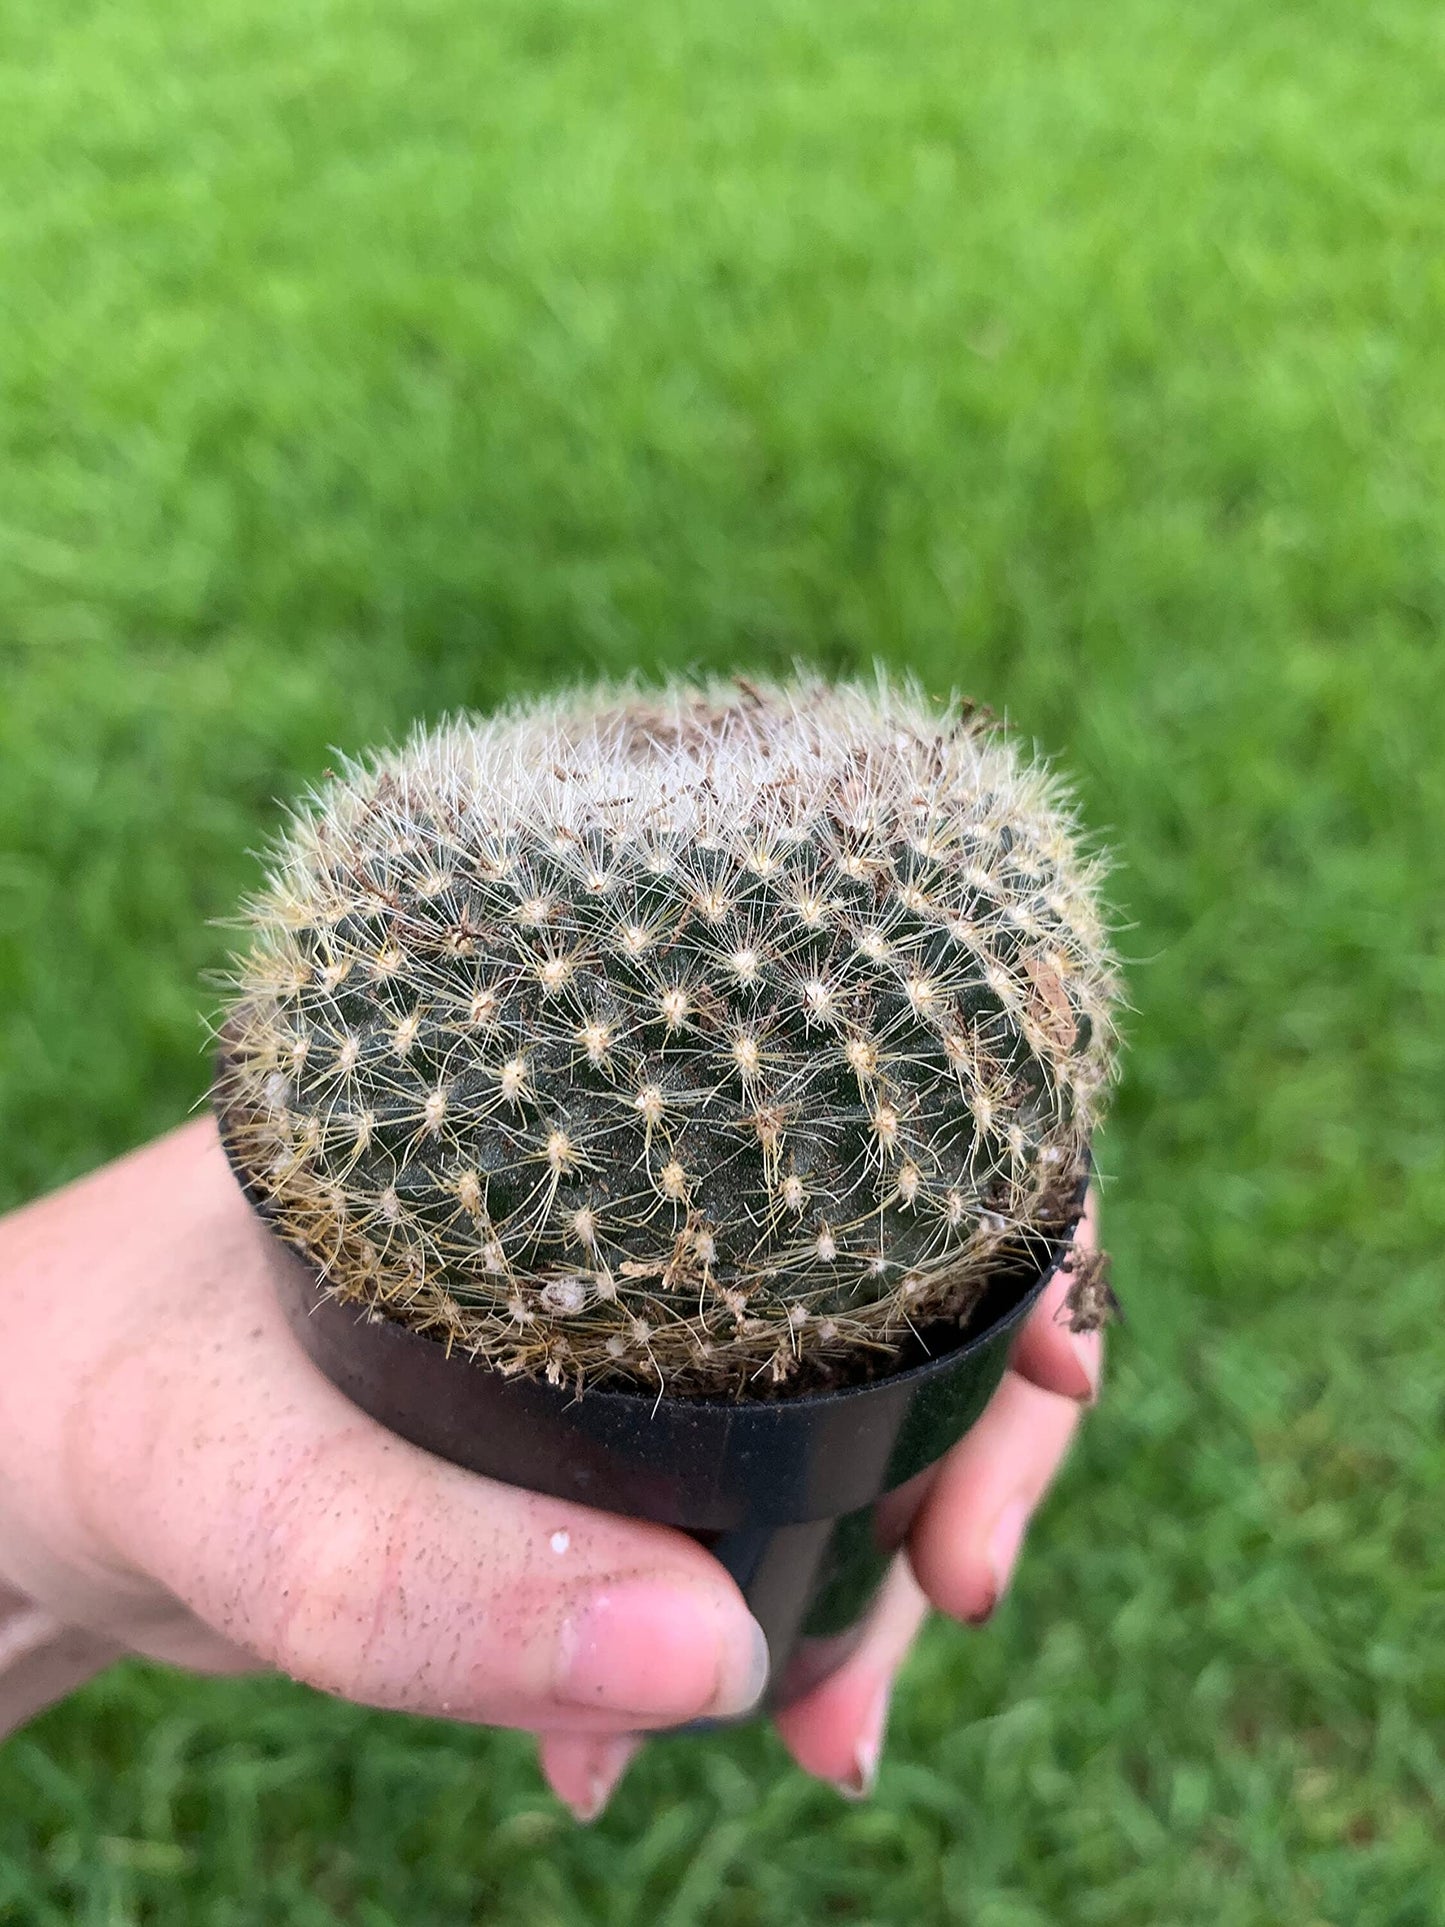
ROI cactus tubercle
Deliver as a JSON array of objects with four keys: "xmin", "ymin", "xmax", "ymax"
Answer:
[{"xmin": 213, "ymin": 674, "xmax": 1122, "ymax": 1397}]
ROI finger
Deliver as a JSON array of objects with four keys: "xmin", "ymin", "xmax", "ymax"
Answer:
[
  {"xmin": 542, "ymin": 1546, "xmax": 934, "ymax": 1812},
  {"xmin": 540, "ymin": 1189, "xmax": 1109, "ymax": 1808},
  {"xmin": 1009, "ymin": 1184, "xmax": 1104, "ymax": 1404},
  {"xmin": 537, "ymin": 1731, "xmax": 645, "ymax": 1823},
  {"xmin": 70, "ymin": 1130, "xmax": 770, "ymax": 1735},
  {"xmin": 909, "ymin": 1369, "xmax": 1084, "ymax": 1624},
  {"xmin": 104, "ymin": 1600, "xmax": 268, "ymax": 1678},
  {"xmin": 771, "ymin": 1557, "xmax": 928, "ymax": 1794},
  {"xmin": 0, "ymin": 1602, "xmax": 126, "ymax": 1737}
]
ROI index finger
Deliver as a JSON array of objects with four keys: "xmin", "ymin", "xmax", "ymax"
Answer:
[{"xmin": 1007, "ymin": 1184, "xmax": 1104, "ymax": 1404}]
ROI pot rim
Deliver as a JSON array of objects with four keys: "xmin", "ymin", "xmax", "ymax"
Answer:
[{"xmin": 218, "ymin": 1110, "xmax": 1088, "ymax": 1417}]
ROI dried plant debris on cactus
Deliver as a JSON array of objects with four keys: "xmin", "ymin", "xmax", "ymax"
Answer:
[
  {"xmin": 213, "ymin": 674, "xmax": 1123, "ymax": 1398},
  {"xmin": 1059, "ymin": 1245, "xmax": 1123, "ymax": 1335}
]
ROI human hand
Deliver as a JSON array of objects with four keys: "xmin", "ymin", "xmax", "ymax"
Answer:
[
  {"xmin": 539, "ymin": 1186, "xmax": 1105, "ymax": 1816},
  {"xmin": 0, "ymin": 1122, "xmax": 1103, "ymax": 1819},
  {"xmin": 0, "ymin": 1121, "xmax": 768, "ymax": 1737}
]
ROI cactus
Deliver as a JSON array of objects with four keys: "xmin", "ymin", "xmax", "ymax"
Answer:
[{"xmin": 213, "ymin": 674, "xmax": 1121, "ymax": 1397}]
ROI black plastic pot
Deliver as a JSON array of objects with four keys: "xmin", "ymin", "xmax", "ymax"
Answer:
[{"xmin": 254, "ymin": 1183, "xmax": 1085, "ymax": 1717}]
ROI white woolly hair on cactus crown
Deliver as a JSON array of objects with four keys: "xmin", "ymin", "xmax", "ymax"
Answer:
[{"xmin": 213, "ymin": 672, "xmax": 1122, "ymax": 1398}]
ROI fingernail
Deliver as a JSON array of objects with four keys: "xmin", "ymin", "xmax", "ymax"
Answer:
[
  {"xmin": 563, "ymin": 1735, "xmax": 642, "ymax": 1824},
  {"xmin": 988, "ymin": 1499, "xmax": 1031, "ymax": 1607},
  {"xmin": 833, "ymin": 1678, "xmax": 891, "ymax": 1800},
  {"xmin": 555, "ymin": 1580, "xmax": 770, "ymax": 1723},
  {"xmin": 1072, "ymin": 1330, "xmax": 1102, "ymax": 1404}
]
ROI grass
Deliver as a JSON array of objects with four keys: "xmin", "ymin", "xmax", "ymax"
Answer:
[{"xmin": 1, "ymin": 0, "xmax": 1443, "ymax": 1918}]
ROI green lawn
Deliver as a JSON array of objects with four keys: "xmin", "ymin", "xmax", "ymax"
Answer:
[{"xmin": 2, "ymin": 0, "xmax": 1443, "ymax": 1919}]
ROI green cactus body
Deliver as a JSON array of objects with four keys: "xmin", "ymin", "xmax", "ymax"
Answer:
[{"xmin": 214, "ymin": 677, "xmax": 1120, "ymax": 1396}]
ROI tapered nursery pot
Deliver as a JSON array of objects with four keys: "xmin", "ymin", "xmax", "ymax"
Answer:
[
  {"xmin": 211, "ymin": 678, "xmax": 1121, "ymax": 1719},
  {"xmin": 251, "ymin": 1165, "xmax": 1085, "ymax": 1716}
]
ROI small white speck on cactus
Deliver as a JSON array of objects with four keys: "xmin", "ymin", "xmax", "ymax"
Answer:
[{"xmin": 213, "ymin": 673, "xmax": 1122, "ymax": 1396}]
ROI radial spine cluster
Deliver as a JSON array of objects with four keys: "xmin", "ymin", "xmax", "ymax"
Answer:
[{"xmin": 214, "ymin": 675, "xmax": 1121, "ymax": 1396}]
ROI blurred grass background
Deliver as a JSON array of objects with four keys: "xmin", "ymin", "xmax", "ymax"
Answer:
[{"xmin": 2, "ymin": 0, "xmax": 1443, "ymax": 1920}]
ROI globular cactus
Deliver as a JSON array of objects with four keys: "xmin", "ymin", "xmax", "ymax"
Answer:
[{"xmin": 213, "ymin": 675, "xmax": 1121, "ymax": 1397}]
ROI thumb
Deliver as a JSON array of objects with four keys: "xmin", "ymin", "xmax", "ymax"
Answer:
[{"xmin": 71, "ymin": 1189, "xmax": 769, "ymax": 1734}]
